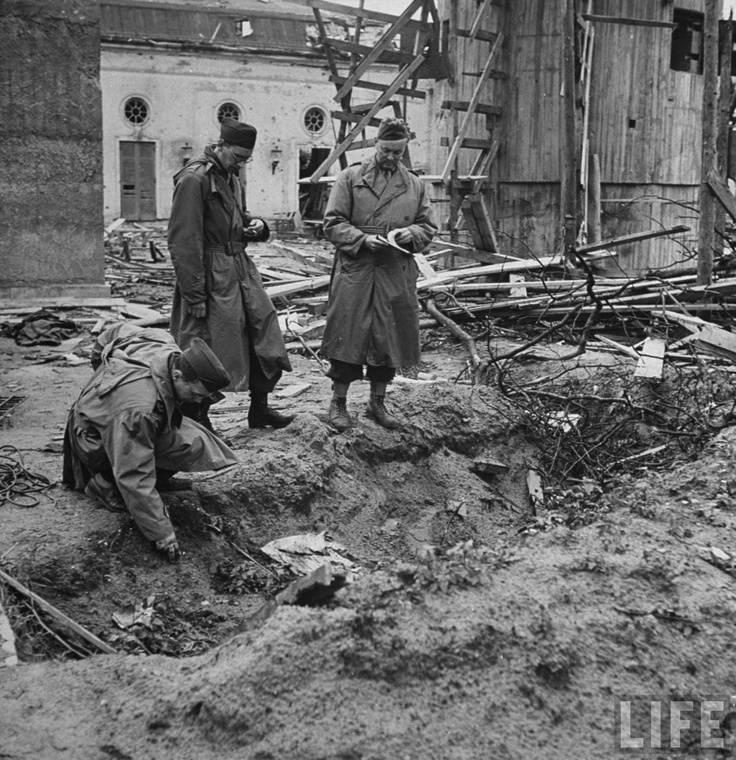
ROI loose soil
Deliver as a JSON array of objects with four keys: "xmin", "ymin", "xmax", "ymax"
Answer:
[{"xmin": 3, "ymin": 239, "xmax": 736, "ymax": 759}]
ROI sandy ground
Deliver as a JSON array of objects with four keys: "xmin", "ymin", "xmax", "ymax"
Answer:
[{"xmin": 4, "ymin": 245, "xmax": 736, "ymax": 758}]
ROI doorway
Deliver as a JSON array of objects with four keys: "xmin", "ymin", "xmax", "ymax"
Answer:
[
  {"xmin": 120, "ymin": 141, "xmax": 157, "ymax": 221},
  {"xmin": 298, "ymin": 146, "xmax": 331, "ymax": 221}
]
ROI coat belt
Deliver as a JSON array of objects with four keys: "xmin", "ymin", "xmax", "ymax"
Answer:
[
  {"xmin": 357, "ymin": 225, "xmax": 387, "ymax": 235},
  {"xmin": 205, "ymin": 242, "xmax": 245, "ymax": 256}
]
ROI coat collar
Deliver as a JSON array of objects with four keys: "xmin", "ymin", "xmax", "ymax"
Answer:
[{"xmin": 357, "ymin": 155, "xmax": 410, "ymax": 210}]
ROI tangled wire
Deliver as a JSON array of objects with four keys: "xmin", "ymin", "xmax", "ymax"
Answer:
[{"xmin": 0, "ymin": 445, "xmax": 54, "ymax": 507}]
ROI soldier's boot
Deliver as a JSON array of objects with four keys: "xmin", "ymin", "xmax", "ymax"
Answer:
[
  {"xmin": 366, "ymin": 394, "xmax": 401, "ymax": 429},
  {"xmin": 328, "ymin": 395, "xmax": 352, "ymax": 432},
  {"xmin": 248, "ymin": 392, "xmax": 294, "ymax": 429}
]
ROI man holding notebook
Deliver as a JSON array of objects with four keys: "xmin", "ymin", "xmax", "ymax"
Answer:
[{"xmin": 320, "ymin": 117, "xmax": 437, "ymax": 431}]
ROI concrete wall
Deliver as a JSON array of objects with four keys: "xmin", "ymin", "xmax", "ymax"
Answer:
[
  {"xmin": 100, "ymin": 46, "xmax": 432, "ymax": 223},
  {"xmin": 0, "ymin": 0, "xmax": 108, "ymax": 301}
]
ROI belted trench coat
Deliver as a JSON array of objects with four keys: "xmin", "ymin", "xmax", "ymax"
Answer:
[
  {"xmin": 320, "ymin": 156, "xmax": 437, "ymax": 368},
  {"xmin": 167, "ymin": 148, "xmax": 291, "ymax": 392}
]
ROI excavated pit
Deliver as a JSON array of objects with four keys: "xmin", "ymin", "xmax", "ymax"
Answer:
[{"xmin": 4, "ymin": 378, "xmax": 540, "ymax": 660}]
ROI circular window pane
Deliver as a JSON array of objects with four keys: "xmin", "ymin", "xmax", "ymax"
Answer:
[
  {"xmin": 304, "ymin": 106, "xmax": 327, "ymax": 134},
  {"xmin": 124, "ymin": 97, "xmax": 149, "ymax": 125},
  {"xmin": 218, "ymin": 102, "xmax": 241, "ymax": 122}
]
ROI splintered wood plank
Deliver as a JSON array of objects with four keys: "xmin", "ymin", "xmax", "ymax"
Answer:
[
  {"xmin": 308, "ymin": 54, "xmax": 425, "ymax": 183},
  {"xmin": 440, "ymin": 33, "xmax": 504, "ymax": 183},
  {"xmin": 332, "ymin": 0, "xmax": 425, "ymax": 103},
  {"xmin": 634, "ymin": 337, "xmax": 666, "ymax": 379}
]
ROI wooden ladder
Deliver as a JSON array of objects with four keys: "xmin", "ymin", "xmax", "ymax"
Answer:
[
  {"xmin": 306, "ymin": 0, "xmax": 441, "ymax": 183},
  {"xmin": 441, "ymin": 0, "xmax": 504, "ymax": 255}
]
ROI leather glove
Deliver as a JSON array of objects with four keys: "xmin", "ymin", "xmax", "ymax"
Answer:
[
  {"xmin": 243, "ymin": 219, "xmax": 265, "ymax": 238},
  {"xmin": 155, "ymin": 534, "xmax": 181, "ymax": 563}
]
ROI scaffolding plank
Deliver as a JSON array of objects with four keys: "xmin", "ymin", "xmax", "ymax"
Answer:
[
  {"xmin": 456, "ymin": 28, "xmax": 499, "ymax": 43},
  {"xmin": 441, "ymin": 100, "xmax": 502, "ymax": 116},
  {"xmin": 309, "ymin": 54, "xmax": 425, "ymax": 182},
  {"xmin": 327, "ymin": 39, "xmax": 415, "ymax": 64},
  {"xmin": 306, "ymin": 0, "xmax": 431, "ymax": 33},
  {"xmin": 332, "ymin": 0, "xmax": 425, "ymax": 102},
  {"xmin": 331, "ymin": 75, "xmax": 426, "ymax": 99},
  {"xmin": 440, "ymin": 33, "xmax": 504, "ymax": 183}
]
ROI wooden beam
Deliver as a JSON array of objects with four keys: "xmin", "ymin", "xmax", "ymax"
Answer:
[
  {"xmin": 456, "ymin": 28, "xmax": 499, "ymax": 43},
  {"xmin": 441, "ymin": 100, "xmax": 502, "ymax": 116},
  {"xmin": 440, "ymin": 33, "xmax": 504, "ymax": 183},
  {"xmin": 310, "ymin": 7, "xmax": 340, "ymax": 79},
  {"xmin": 332, "ymin": 0, "xmax": 424, "ymax": 102},
  {"xmin": 574, "ymin": 224, "xmax": 691, "ymax": 255},
  {"xmin": 0, "ymin": 567, "xmax": 117, "ymax": 655},
  {"xmin": 415, "ymin": 255, "xmax": 562, "ymax": 290},
  {"xmin": 468, "ymin": 0, "xmax": 493, "ymax": 39},
  {"xmin": 309, "ymin": 54, "xmax": 425, "ymax": 182},
  {"xmin": 306, "ymin": 0, "xmax": 431, "ymax": 33},
  {"xmin": 329, "ymin": 74, "xmax": 425, "ymax": 99},
  {"xmin": 330, "ymin": 110, "xmax": 382, "ymax": 127},
  {"xmin": 326, "ymin": 39, "xmax": 415, "ymax": 64},
  {"xmin": 707, "ymin": 169, "xmax": 736, "ymax": 223},
  {"xmin": 580, "ymin": 14, "xmax": 677, "ymax": 29},
  {"xmin": 698, "ymin": 0, "xmax": 723, "ymax": 285}
]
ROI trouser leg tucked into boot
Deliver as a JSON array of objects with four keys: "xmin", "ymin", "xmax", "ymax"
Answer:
[
  {"xmin": 248, "ymin": 392, "xmax": 294, "ymax": 429},
  {"xmin": 366, "ymin": 381, "xmax": 401, "ymax": 429},
  {"xmin": 327, "ymin": 381, "xmax": 352, "ymax": 432}
]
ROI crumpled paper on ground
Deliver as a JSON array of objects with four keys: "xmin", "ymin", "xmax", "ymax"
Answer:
[{"xmin": 261, "ymin": 531, "xmax": 359, "ymax": 576}]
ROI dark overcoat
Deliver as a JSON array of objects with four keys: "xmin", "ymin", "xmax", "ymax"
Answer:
[
  {"xmin": 167, "ymin": 148, "xmax": 291, "ymax": 392},
  {"xmin": 320, "ymin": 156, "xmax": 437, "ymax": 367}
]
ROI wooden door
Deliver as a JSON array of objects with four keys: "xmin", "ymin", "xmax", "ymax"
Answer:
[{"xmin": 120, "ymin": 141, "xmax": 156, "ymax": 221}]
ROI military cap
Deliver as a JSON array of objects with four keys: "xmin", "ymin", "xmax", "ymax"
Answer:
[
  {"xmin": 220, "ymin": 117, "xmax": 257, "ymax": 149},
  {"xmin": 180, "ymin": 338, "xmax": 230, "ymax": 392},
  {"xmin": 377, "ymin": 117, "xmax": 410, "ymax": 141}
]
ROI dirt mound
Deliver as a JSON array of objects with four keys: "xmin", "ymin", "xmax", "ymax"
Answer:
[{"xmin": 5, "ymin": 333, "xmax": 736, "ymax": 759}]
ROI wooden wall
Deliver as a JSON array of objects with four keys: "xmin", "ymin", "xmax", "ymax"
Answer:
[
  {"xmin": 588, "ymin": 0, "xmax": 703, "ymax": 273},
  {"xmin": 430, "ymin": 0, "xmax": 705, "ymax": 273}
]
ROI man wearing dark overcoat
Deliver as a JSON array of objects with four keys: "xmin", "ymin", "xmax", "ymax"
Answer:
[
  {"xmin": 63, "ymin": 324, "xmax": 238, "ymax": 562},
  {"xmin": 320, "ymin": 117, "xmax": 438, "ymax": 431},
  {"xmin": 167, "ymin": 117, "xmax": 293, "ymax": 431}
]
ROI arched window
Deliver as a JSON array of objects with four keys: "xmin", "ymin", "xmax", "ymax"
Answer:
[
  {"xmin": 123, "ymin": 97, "xmax": 150, "ymax": 126},
  {"xmin": 303, "ymin": 106, "xmax": 327, "ymax": 135},
  {"xmin": 217, "ymin": 102, "xmax": 241, "ymax": 122}
]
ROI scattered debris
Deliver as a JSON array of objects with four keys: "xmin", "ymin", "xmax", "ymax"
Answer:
[{"xmin": 112, "ymin": 596, "xmax": 157, "ymax": 630}]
